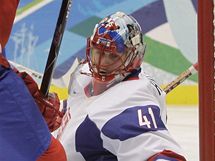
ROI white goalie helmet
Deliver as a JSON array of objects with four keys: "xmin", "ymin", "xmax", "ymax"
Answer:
[{"xmin": 86, "ymin": 11, "xmax": 146, "ymax": 82}]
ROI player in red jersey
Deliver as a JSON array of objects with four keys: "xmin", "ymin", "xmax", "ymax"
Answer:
[{"xmin": 0, "ymin": 1, "xmax": 66, "ymax": 161}]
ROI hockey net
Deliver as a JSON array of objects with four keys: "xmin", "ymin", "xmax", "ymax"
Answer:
[{"xmin": 198, "ymin": 0, "xmax": 215, "ymax": 161}]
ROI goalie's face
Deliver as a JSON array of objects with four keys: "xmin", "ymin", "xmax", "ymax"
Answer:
[{"xmin": 88, "ymin": 45, "xmax": 129, "ymax": 82}]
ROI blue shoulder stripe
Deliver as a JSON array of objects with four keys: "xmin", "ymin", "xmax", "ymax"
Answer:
[{"xmin": 102, "ymin": 105, "xmax": 166, "ymax": 141}]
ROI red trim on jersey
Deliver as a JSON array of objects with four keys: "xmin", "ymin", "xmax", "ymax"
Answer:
[
  {"xmin": 147, "ymin": 150, "xmax": 186, "ymax": 161},
  {"xmin": 0, "ymin": 0, "xmax": 19, "ymax": 48},
  {"xmin": 126, "ymin": 76, "xmax": 139, "ymax": 81}
]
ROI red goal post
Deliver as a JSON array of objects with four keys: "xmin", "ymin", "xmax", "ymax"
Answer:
[{"xmin": 198, "ymin": 0, "xmax": 215, "ymax": 161}]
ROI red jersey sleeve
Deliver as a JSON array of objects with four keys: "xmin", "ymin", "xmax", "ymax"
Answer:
[
  {"xmin": 0, "ymin": 0, "xmax": 19, "ymax": 48},
  {"xmin": 37, "ymin": 135, "xmax": 67, "ymax": 161}
]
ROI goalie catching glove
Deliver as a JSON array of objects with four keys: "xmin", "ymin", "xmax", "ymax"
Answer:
[{"xmin": 16, "ymin": 71, "xmax": 64, "ymax": 132}]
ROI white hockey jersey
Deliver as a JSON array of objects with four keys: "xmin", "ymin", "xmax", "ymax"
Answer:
[{"xmin": 55, "ymin": 64, "xmax": 185, "ymax": 161}]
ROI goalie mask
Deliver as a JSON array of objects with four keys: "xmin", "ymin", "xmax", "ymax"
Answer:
[{"xmin": 86, "ymin": 11, "xmax": 146, "ymax": 82}]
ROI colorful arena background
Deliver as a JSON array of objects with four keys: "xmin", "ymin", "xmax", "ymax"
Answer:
[{"xmin": 6, "ymin": 0, "xmax": 198, "ymax": 105}]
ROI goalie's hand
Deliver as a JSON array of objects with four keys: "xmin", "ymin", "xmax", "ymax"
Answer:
[
  {"xmin": 16, "ymin": 71, "xmax": 64, "ymax": 132},
  {"xmin": 35, "ymin": 92, "xmax": 64, "ymax": 132}
]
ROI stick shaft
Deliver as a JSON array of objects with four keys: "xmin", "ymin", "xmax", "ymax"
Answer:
[
  {"xmin": 40, "ymin": 0, "xmax": 72, "ymax": 97},
  {"xmin": 163, "ymin": 63, "xmax": 198, "ymax": 94}
]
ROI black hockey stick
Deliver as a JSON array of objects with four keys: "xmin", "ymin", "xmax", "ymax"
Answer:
[{"xmin": 40, "ymin": 0, "xmax": 72, "ymax": 97}]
